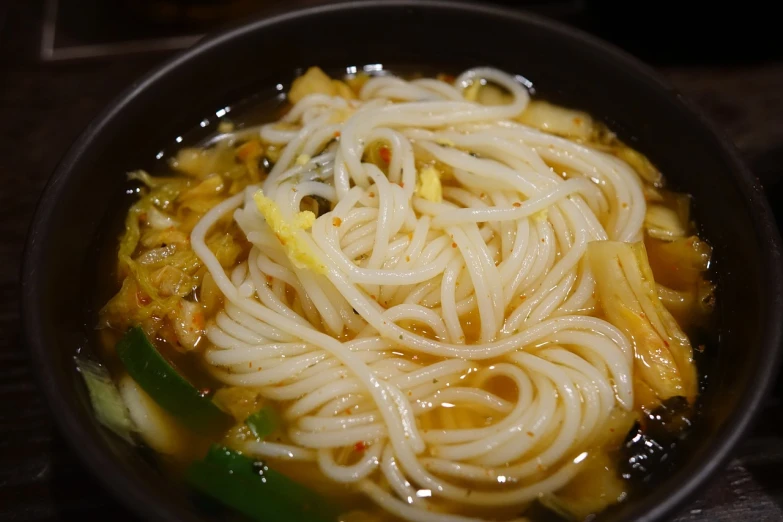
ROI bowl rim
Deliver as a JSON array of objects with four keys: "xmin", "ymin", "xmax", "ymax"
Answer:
[{"xmin": 20, "ymin": 1, "xmax": 783, "ymax": 521}]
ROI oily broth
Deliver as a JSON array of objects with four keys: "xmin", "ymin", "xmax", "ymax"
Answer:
[{"xmin": 90, "ymin": 66, "xmax": 715, "ymax": 522}]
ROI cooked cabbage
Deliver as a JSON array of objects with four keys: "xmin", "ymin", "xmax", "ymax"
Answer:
[
  {"xmin": 104, "ymin": 138, "xmax": 258, "ymax": 344},
  {"xmin": 540, "ymin": 409, "xmax": 637, "ymax": 520},
  {"xmin": 645, "ymin": 235, "xmax": 711, "ymax": 290},
  {"xmin": 288, "ymin": 66, "xmax": 356, "ymax": 104},
  {"xmin": 213, "ymin": 386, "xmax": 263, "ymax": 422},
  {"xmin": 77, "ymin": 358, "xmax": 136, "ymax": 443},
  {"xmin": 517, "ymin": 100, "xmax": 594, "ymax": 141},
  {"xmin": 118, "ymin": 375, "xmax": 187, "ymax": 455},
  {"xmin": 416, "ymin": 166, "xmax": 443, "ymax": 203},
  {"xmin": 644, "ymin": 204, "xmax": 688, "ymax": 240},
  {"xmin": 588, "ymin": 241, "xmax": 698, "ymax": 409},
  {"xmin": 589, "ymin": 123, "xmax": 663, "ymax": 186}
]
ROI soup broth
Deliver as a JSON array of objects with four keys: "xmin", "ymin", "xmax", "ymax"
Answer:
[{"xmin": 85, "ymin": 65, "xmax": 715, "ymax": 522}]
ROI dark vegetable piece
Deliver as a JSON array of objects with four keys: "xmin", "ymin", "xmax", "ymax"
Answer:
[
  {"xmin": 643, "ymin": 396, "xmax": 693, "ymax": 439},
  {"xmin": 300, "ymin": 194, "xmax": 332, "ymax": 217},
  {"xmin": 245, "ymin": 406, "xmax": 279, "ymax": 439},
  {"xmin": 115, "ymin": 326, "xmax": 230, "ymax": 434},
  {"xmin": 312, "ymin": 195, "xmax": 332, "ymax": 216},
  {"xmin": 619, "ymin": 396, "xmax": 692, "ymax": 483},
  {"xmin": 186, "ymin": 445, "xmax": 338, "ymax": 522}
]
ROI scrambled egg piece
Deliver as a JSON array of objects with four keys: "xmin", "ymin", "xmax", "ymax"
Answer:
[
  {"xmin": 295, "ymin": 154, "xmax": 311, "ymax": 166},
  {"xmin": 253, "ymin": 190, "xmax": 326, "ymax": 274},
  {"xmin": 416, "ymin": 166, "xmax": 443, "ymax": 203}
]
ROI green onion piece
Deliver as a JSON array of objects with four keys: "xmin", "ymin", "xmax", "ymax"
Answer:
[
  {"xmin": 186, "ymin": 445, "xmax": 338, "ymax": 522},
  {"xmin": 76, "ymin": 357, "xmax": 135, "ymax": 443},
  {"xmin": 245, "ymin": 406, "xmax": 279, "ymax": 439},
  {"xmin": 115, "ymin": 326, "xmax": 230, "ymax": 434}
]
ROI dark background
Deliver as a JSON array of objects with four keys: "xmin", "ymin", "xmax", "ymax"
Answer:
[{"xmin": 2, "ymin": 0, "xmax": 783, "ymax": 520}]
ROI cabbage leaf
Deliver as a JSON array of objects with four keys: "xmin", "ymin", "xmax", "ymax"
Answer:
[{"xmin": 588, "ymin": 241, "xmax": 697, "ymax": 409}]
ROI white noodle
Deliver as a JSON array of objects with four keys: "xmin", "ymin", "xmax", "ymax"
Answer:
[{"xmin": 191, "ymin": 68, "xmax": 646, "ymax": 521}]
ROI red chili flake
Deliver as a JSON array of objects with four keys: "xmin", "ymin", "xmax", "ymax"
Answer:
[
  {"xmin": 573, "ymin": 117, "xmax": 582, "ymax": 125},
  {"xmin": 512, "ymin": 202, "xmax": 521, "ymax": 208},
  {"xmin": 354, "ymin": 441, "xmax": 366, "ymax": 452},
  {"xmin": 334, "ymin": 131, "xmax": 341, "ymax": 137},
  {"xmin": 451, "ymin": 242, "xmax": 457, "ymax": 248},
  {"xmin": 663, "ymin": 340, "xmax": 670, "ymax": 347},
  {"xmin": 399, "ymin": 182, "xmax": 405, "ymax": 188},
  {"xmin": 236, "ymin": 140, "xmax": 262, "ymax": 162},
  {"xmin": 332, "ymin": 217, "xmax": 342, "ymax": 227},
  {"xmin": 368, "ymin": 192, "xmax": 375, "ymax": 198},
  {"xmin": 136, "ymin": 291, "xmax": 151, "ymax": 305},
  {"xmin": 526, "ymin": 431, "xmax": 534, "ymax": 437},
  {"xmin": 379, "ymin": 146, "xmax": 391, "ymax": 163}
]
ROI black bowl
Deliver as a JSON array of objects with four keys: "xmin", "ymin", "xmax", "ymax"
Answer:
[{"xmin": 21, "ymin": 1, "xmax": 783, "ymax": 521}]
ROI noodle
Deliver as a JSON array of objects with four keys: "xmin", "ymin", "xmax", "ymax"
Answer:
[{"xmin": 188, "ymin": 68, "xmax": 643, "ymax": 520}]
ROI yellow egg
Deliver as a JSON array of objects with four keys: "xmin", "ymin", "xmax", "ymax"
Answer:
[
  {"xmin": 416, "ymin": 166, "xmax": 443, "ymax": 203},
  {"xmin": 253, "ymin": 190, "xmax": 326, "ymax": 274}
]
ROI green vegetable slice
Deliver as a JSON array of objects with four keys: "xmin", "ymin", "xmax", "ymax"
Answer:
[
  {"xmin": 115, "ymin": 326, "xmax": 230, "ymax": 433},
  {"xmin": 186, "ymin": 445, "xmax": 338, "ymax": 522},
  {"xmin": 245, "ymin": 406, "xmax": 279, "ymax": 439},
  {"xmin": 76, "ymin": 357, "xmax": 135, "ymax": 443}
]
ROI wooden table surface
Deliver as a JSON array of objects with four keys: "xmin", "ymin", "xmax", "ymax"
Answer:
[{"xmin": 2, "ymin": 2, "xmax": 783, "ymax": 521}]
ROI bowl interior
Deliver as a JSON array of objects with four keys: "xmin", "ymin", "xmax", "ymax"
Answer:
[{"xmin": 22, "ymin": 2, "xmax": 783, "ymax": 521}]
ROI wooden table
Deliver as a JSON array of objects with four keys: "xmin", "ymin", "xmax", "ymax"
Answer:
[{"xmin": 2, "ymin": 2, "xmax": 783, "ymax": 520}]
